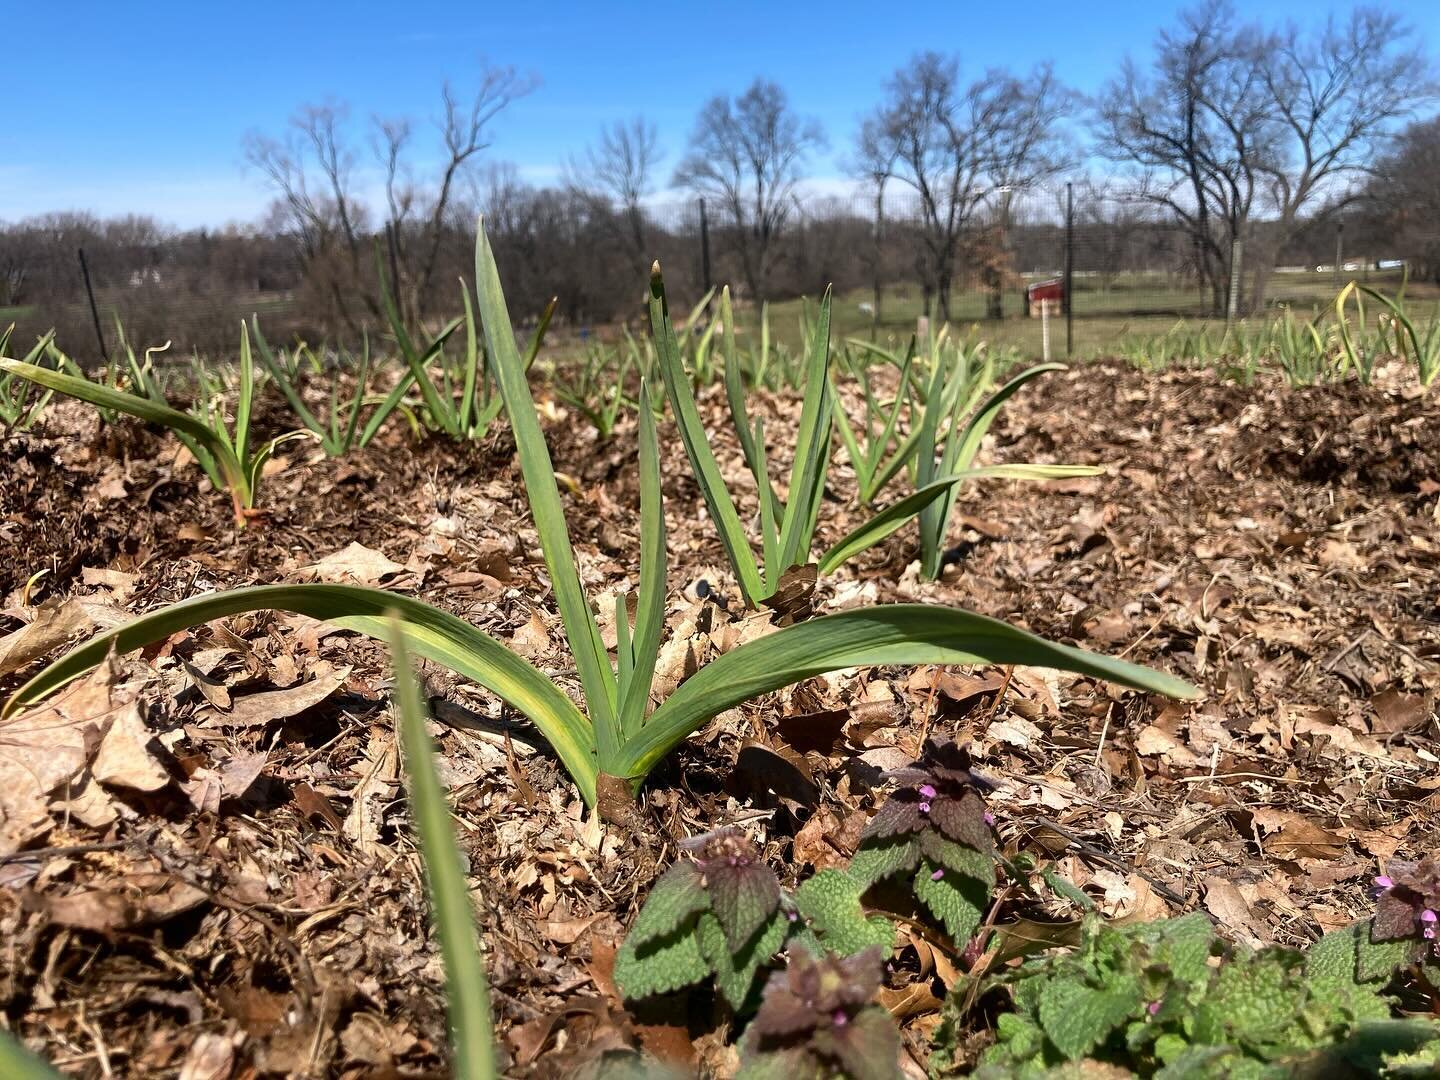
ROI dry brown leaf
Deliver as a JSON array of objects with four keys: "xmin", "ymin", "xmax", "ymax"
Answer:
[
  {"xmin": 81, "ymin": 566, "xmax": 139, "ymax": 602},
  {"xmin": 543, "ymin": 912, "xmax": 606, "ymax": 945},
  {"xmin": 0, "ymin": 596, "xmax": 121, "ymax": 677},
  {"xmin": 176, "ymin": 1031, "xmax": 236, "ymax": 1080},
  {"xmin": 309, "ymin": 542, "xmax": 404, "ymax": 586},
  {"xmin": 1202, "ymin": 877, "xmax": 1264, "ymax": 948},
  {"xmin": 343, "ymin": 729, "xmax": 397, "ymax": 854},
  {"xmin": 1134, "ymin": 724, "xmax": 1203, "ymax": 767},
  {"xmin": 510, "ymin": 608, "xmax": 550, "ymax": 659},
  {"xmin": 0, "ymin": 660, "xmax": 126, "ymax": 854},
  {"xmin": 91, "ymin": 699, "xmax": 169, "ymax": 792},
  {"xmin": 181, "ymin": 658, "xmax": 232, "ymax": 711},
  {"xmin": 340, "ymin": 1012, "xmax": 417, "ymax": 1066},
  {"xmin": 45, "ymin": 875, "xmax": 207, "ymax": 932},
  {"xmin": 877, "ymin": 981, "xmax": 942, "ymax": 1020},
  {"xmin": 184, "ymin": 749, "xmax": 269, "ymax": 813},
  {"xmin": 1250, "ymin": 809, "xmax": 1346, "ymax": 860},
  {"xmin": 200, "ymin": 663, "xmax": 350, "ymax": 727},
  {"xmin": 1370, "ymin": 689, "xmax": 1428, "ymax": 735},
  {"xmin": 793, "ymin": 808, "xmax": 867, "ymax": 872}
]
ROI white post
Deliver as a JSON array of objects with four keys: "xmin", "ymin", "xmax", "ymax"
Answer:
[{"xmin": 1041, "ymin": 299, "xmax": 1051, "ymax": 362}]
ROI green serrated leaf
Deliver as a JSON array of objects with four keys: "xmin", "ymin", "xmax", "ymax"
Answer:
[
  {"xmin": 698, "ymin": 909, "xmax": 789, "ymax": 1011},
  {"xmin": 793, "ymin": 870, "xmax": 895, "ymax": 956},
  {"xmin": 848, "ymin": 835, "xmax": 921, "ymax": 889},
  {"xmin": 708, "ymin": 861, "xmax": 782, "ymax": 954},
  {"xmin": 1205, "ymin": 950, "xmax": 1306, "ymax": 1044},
  {"xmin": 1144, "ymin": 912, "xmax": 1219, "ymax": 987},
  {"xmin": 613, "ymin": 919, "xmax": 711, "ymax": 1000},
  {"xmin": 735, "ymin": 1047, "xmax": 807, "ymax": 1080},
  {"xmin": 914, "ymin": 858, "xmax": 989, "ymax": 943},
  {"xmin": 1037, "ymin": 974, "xmax": 1144, "ymax": 1061},
  {"xmin": 1152, "ymin": 1043, "xmax": 1249, "ymax": 1079},
  {"xmin": 1306, "ymin": 921, "xmax": 1367, "ymax": 987},
  {"xmin": 627, "ymin": 862, "xmax": 710, "ymax": 947},
  {"xmin": 1357, "ymin": 918, "xmax": 1423, "ymax": 983},
  {"xmin": 919, "ymin": 832, "xmax": 996, "ymax": 885},
  {"xmin": 992, "ymin": 1011, "xmax": 1046, "ymax": 1062}
]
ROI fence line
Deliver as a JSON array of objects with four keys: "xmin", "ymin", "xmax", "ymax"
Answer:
[{"xmin": 1, "ymin": 187, "xmax": 1413, "ymax": 362}]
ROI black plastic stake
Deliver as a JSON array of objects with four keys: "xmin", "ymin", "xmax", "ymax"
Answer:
[{"xmin": 78, "ymin": 246, "xmax": 109, "ymax": 366}]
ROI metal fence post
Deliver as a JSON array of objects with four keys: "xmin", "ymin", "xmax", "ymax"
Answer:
[
  {"xmin": 698, "ymin": 198, "xmax": 711, "ymax": 294},
  {"xmin": 1226, "ymin": 237, "xmax": 1243, "ymax": 327},
  {"xmin": 1334, "ymin": 220, "xmax": 1344, "ymax": 289},
  {"xmin": 1064, "ymin": 181, "xmax": 1074, "ymax": 358},
  {"xmin": 77, "ymin": 246, "xmax": 109, "ymax": 367},
  {"xmin": 871, "ymin": 181, "xmax": 884, "ymax": 341}
]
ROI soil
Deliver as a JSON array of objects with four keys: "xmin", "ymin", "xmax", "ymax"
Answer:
[{"xmin": 1, "ymin": 362, "xmax": 1436, "ymax": 1077}]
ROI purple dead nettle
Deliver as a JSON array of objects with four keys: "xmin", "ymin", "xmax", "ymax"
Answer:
[
  {"xmin": 743, "ymin": 946, "xmax": 899, "ymax": 1080},
  {"xmin": 1372, "ymin": 856, "xmax": 1440, "ymax": 957},
  {"xmin": 679, "ymin": 825, "xmax": 783, "ymax": 950},
  {"xmin": 862, "ymin": 739, "xmax": 997, "ymax": 879}
]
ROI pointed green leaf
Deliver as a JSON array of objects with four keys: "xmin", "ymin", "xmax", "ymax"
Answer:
[
  {"xmin": 627, "ymin": 861, "xmax": 710, "ymax": 948},
  {"xmin": 0, "ymin": 1030, "xmax": 61, "ymax": 1080},
  {"xmin": 620, "ymin": 380, "xmax": 666, "ymax": 735},
  {"xmin": 1036, "ymin": 974, "xmax": 1143, "ymax": 1061},
  {"xmin": 914, "ymin": 857, "xmax": 989, "ymax": 943},
  {"xmin": 385, "ymin": 615, "xmax": 496, "ymax": 1080},
  {"xmin": 849, "ymin": 835, "xmax": 922, "ymax": 889},
  {"xmin": 623, "ymin": 604, "xmax": 1198, "ymax": 781},
  {"xmin": 2, "ymin": 583, "xmax": 600, "ymax": 805},
  {"xmin": 614, "ymin": 920, "xmax": 712, "ymax": 1000},
  {"xmin": 650, "ymin": 267, "xmax": 763, "ymax": 604},
  {"xmin": 818, "ymin": 465, "xmax": 1101, "ymax": 576},
  {"xmin": 476, "ymin": 219, "xmax": 617, "ymax": 747},
  {"xmin": 698, "ymin": 908, "xmax": 790, "ymax": 1011}
]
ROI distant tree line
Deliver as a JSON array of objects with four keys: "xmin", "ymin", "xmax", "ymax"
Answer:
[{"xmin": 2, "ymin": 0, "xmax": 1435, "ymax": 357}]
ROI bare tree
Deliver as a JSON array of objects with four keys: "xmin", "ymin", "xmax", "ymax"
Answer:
[
  {"xmin": 567, "ymin": 117, "xmax": 662, "ymax": 275},
  {"xmin": 245, "ymin": 102, "xmax": 364, "ymax": 261},
  {"xmin": 1366, "ymin": 114, "xmax": 1440, "ymax": 282},
  {"xmin": 411, "ymin": 69, "xmax": 535, "ymax": 313},
  {"xmin": 850, "ymin": 126, "xmax": 898, "ymax": 329},
  {"xmin": 860, "ymin": 52, "xmax": 1069, "ymax": 323},
  {"xmin": 1246, "ymin": 7, "xmax": 1433, "ymax": 307},
  {"xmin": 244, "ymin": 65, "xmax": 534, "ymax": 333},
  {"xmin": 673, "ymin": 79, "xmax": 825, "ymax": 303},
  {"xmin": 1094, "ymin": 2, "xmax": 1431, "ymax": 315},
  {"xmin": 245, "ymin": 101, "xmax": 371, "ymax": 333}
]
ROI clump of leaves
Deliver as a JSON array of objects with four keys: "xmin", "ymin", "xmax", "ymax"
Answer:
[
  {"xmin": 613, "ymin": 826, "xmax": 788, "ymax": 1009},
  {"xmin": 0, "ymin": 323, "xmax": 307, "ymax": 525},
  {"xmin": 738, "ymin": 946, "xmax": 901, "ymax": 1080},
  {"xmin": 945, "ymin": 912, "xmax": 1440, "ymax": 1079},
  {"xmin": 849, "ymin": 739, "xmax": 997, "ymax": 945},
  {"xmin": 1373, "ymin": 857, "xmax": 1440, "ymax": 968},
  {"xmin": 0, "ymin": 328, "xmax": 55, "ymax": 431},
  {"xmin": 613, "ymin": 826, "xmax": 895, "ymax": 1011}
]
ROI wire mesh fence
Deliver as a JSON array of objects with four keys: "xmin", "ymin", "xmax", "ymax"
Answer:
[{"xmin": 1, "ymin": 185, "xmax": 1404, "ymax": 364}]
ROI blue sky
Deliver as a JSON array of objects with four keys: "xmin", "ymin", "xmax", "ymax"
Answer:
[{"xmin": 5, "ymin": 0, "xmax": 1437, "ymax": 227}]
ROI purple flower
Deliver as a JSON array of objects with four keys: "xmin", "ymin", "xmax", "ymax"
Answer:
[
  {"xmin": 859, "ymin": 739, "xmax": 997, "ymax": 857},
  {"xmin": 744, "ymin": 947, "xmax": 899, "ymax": 1080},
  {"xmin": 678, "ymin": 825, "xmax": 782, "ymax": 951},
  {"xmin": 1372, "ymin": 857, "xmax": 1440, "ymax": 947}
]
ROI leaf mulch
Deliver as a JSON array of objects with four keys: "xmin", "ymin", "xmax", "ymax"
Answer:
[{"xmin": 0, "ymin": 362, "xmax": 1436, "ymax": 1077}]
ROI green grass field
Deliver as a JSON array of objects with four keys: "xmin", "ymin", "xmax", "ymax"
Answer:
[{"xmin": 739, "ymin": 270, "xmax": 1440, "ymax": 360}]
